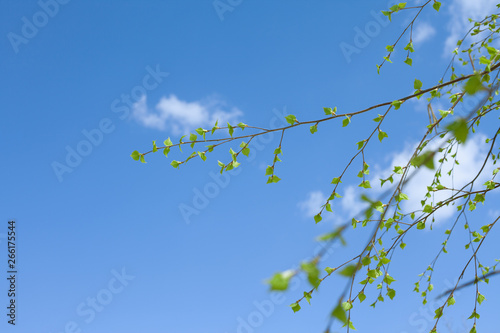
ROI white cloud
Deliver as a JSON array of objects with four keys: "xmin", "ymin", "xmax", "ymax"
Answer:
[
  {"xmin": 298, "ymin": 191, "xmax": 328, "ymax": 218},
  {"xmin": 302, "ymin": 134, "xmax": 495, "ymax": 227},
  {"xmin": 132, "ymin": 94, "xmax": 243, "ymax": 135},
  {"xmin": 413, "ymin": 22, "xmax": 436, "ymax": 44},
  {"xmin": 444, "ymin": 0, "xmax": 498, "ymax": 55}
]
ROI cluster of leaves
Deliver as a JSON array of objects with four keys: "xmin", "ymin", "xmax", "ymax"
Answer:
[{"xmin": 132, "ymin": 2, "xmax": 500, "ymax": 332}]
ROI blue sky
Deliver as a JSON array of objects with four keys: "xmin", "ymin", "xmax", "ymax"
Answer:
[{"xmin": 1, "ymin": 1, "xmax": 500, "ymax": 332}]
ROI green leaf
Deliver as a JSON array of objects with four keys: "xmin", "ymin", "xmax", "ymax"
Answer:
[
  {"xmin": 304, "ymin": 292, "xmax": 312, "ymax": 305},
  {"xmin": 237, "ymin": 122, "xmax": 247, "ymax": 130},
  {"xmin": 467, "ymin": 310, "xmax": 480, "ymax": 319},
  {"xmin": 140, "ymin": 155, "xmax": 146, "ymax": 163},
  {"xmin": 211, "ymin": 121, "xmax": 218, "ymax": 135},
  {"xmin": 414, "ymin": 79, "xmax": 423, "ymax": 90},
  {"xmin": 314, "ymin": 214, "xmax": 322, "ymax": 224},
  {"xmin": 358, "ymin": 180, "xmax": 371, "ymax": 189},
  {"xmin": 331, "ymin": 304, "xmax": 347, "ymax": 324},
  {"xmin": 171, "ymin": 160, "xmax": 181, "ymax": 168},
  {"xmin": 265, "ymin": 166, "xmax": 274, "ymax": 175},
  {"xmin": 163, "ymin": 147, "xmax": 170, "ymax": 157},
  {"xmin": 433, "ymin": 1, "xmax": 441, "ymax": 11},
  {"xmin": 434, "ymin": 307, "xmax": 443, "ymax": 319},
  {"xmin": 310, "ymin": 124, "xmax": 318, "ymax": 134},
  {"xmin": 227, "ymin": 123, "xmax": 234, "ymax": 137},
  {"xmin": 325, "ymin": 267, "xmax": 336, "ymax": 274},
  {"xmin": 367, "ymin": 269, "xmax": 382, "ymax": 278},
  {"xmin": 465, "ymin": 74, "xmax": 483, "ymax": 95},
  {"xmin": 381, "ymin": 10, "xmax": 392, "ymax": 22},
  {"xmin": 342, "ymin": 301, "xmax": 353, "ymax": 311},
  {"xmin": 268, "ymin": 175, "xmax": 281, "ymax": 183},
  {"xmin": 386, "ymin": 45, "xmax": 394, "ymax": 52},
  {"xmin": 178, "ymin": 135, "xmax": 186, "ymax": 152},
  {"xmin": 387, "ymin": 288, "xmax": 396, "ymax": 300},
  {"xmin": 446, "ymin": 118, "xmax": 469, "ymax": 143},
  {"xmin": 342, "ymin": 116, "xmax": 351, "ymax": 127},
  {"xmin": 152, "ymin": 141, "xmax": 158, "ymax": 152},
  {"xmin": 285, "ymin": 114, "xmax": 297, "ymax": 125},
  {"xmin": 362, "ymin": 256, "xmax": 371, "ymax": 266},
  {"xmin": 242, "ymin": 147, "xmax": 250, "ymax": 157},
  {"xmin": 301, "ymin": 261, "xmax": 320, "ymax": 288},
  {"xmin": 290, "ymin": 302, "xmax": 301, "ymax": 313},
  {"xmin": 411, "ymin": 151, "xmax": 435, "ymax": 169},
  {"xmin": 164, "ymin": 137, "xmax": 173, "ymax": 147},
  {"xmin": 383, "ymin": 274, "xmax": 396, "ymax": 285},
  {"xmin": 359, "ymin": 292, "xmax": 366, "ymax": 303},
  {"xmin": 195, "ymin": 127, "xmax": 206, "ymax": 137},
  {"xmin": 392, "ymin": 100, "xmax": 402, "ymax": 110},
  {"xmin": 331, "ymin": 177, "xmax": 342, "ymax": 184},
  {"xmin": 268, "ymin": 271, "xmax": 293, "ymax": 291},
  {"xmin": 338, "ymin": 264, "xmax": 357, "ymax": 277},
  {"xmin": 378, "ymin": 129, "xmax": 388, "ymax": 142},
  {"xmin": 130, "ymin": 150, "xmax": 140, "ymax": 161},
  {"xmin": 477, "ymin": 293, "xmax": 486, "ymax": 305},
  {"xmin": 404, "ymin": 57, "xmax": 413, "ymax": 66},
  {"xmin": 324, "ymin": 107, "xmax": 332, "ymax": 115},
  {"xmin": 404, "ymin": 42, "xmax": 414, "ymax": 52},
  {"xmin": 447, "ymin": 296, "xmax": 455, "ymax": 306},
  {"xmin": 198, "ymin": 151, "xmax": 207, "ymax": 161},
  {"xmin": 396, "ymin": 192, "xmax": 409, "ymax": 201}
]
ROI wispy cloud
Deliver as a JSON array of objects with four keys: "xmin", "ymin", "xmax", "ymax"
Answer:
[
  {"xmin": 298, "ymin": 191, "xmax": 328, "ymax": 218},
  {"xmin": 132, "ymin": 94, "xmax": 243, "ymax": 135},
  {"xmin": 444, "ymin": 0, "xmax": 498, "ymax": 55},
  {"xmin": 413, "ymin": 22, "xmax": 436, "ymax": 45},
  {"xmin": 342, "ymin": 134, "xmax": 495, "ymax": 225},
  {"xmin": 299, "ymin": 134, "xmax": 495, "ymax": 227}
]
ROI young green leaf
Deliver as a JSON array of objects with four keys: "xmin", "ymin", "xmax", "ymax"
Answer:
[
  {"xmin": 465, "ymin": 75, "xmax": 483, "ymax": 95},
  {"xmin": 164, "ymin": 137, "xmax": 173, "ymax": 147},
  {"xmin": 433, "ymin": 1, "xmax": 441, "ymax": 11},
  {"xmin": 392, "ymin": 100, "xmax": 402, "ymax": 110},
  {"xmin": 325, "ymin": 267, "xmax": 336, "ymax": 274},
  {"xmin": 414, "ymin": 79, "xmax": 423, "ymax": 90},
  {"xmin": 378, "ymin": 129, "xmax": 388, "ymax": 142},
  {"xmin": 342, "ymin": 116, "xmax": 351, "ymax": 127},
  {"xmin": 130, "ymin": 150, "xmax": 140, "ymax": 161},
  {"xmin": 285, "ymin": 114, "xmax": 297, "ymax": 125},
  {"xmin": 304, "ymin": 292, "xmax": 312, "ymax": 305},
  {"xmin": 331, "ymin": 177, "xmax": 342, "ymax": 184},
  {"xmin": 268, "ymin": 271, "xmax": 293, "ymax": 291},
  {"xmin": 338, "ymin": 264, "xmax": 357, "ymax": 277},
  {"xmin": 331, "ymin": 304, "xmax": 347, "ymax": 324},
  {"xmin": 290, "ymin": 302, "xmax": 301, "ymax": 313},
  {"xmin": 446, "ymin": 118, "xmax": 469, "ymax": 143}
]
